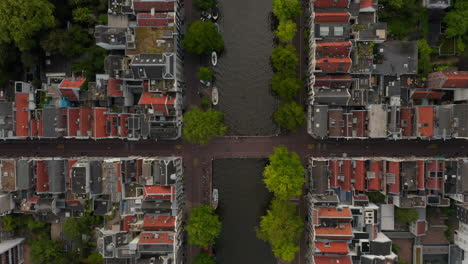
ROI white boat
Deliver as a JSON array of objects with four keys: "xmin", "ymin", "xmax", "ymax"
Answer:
[
  {"xmin": 212, "ymin": 87, "xmax": 219, "ymax": 105},
  {"xmin": 211, "ymin": 51, "xmax": 218, "ymax": 66},
  {"xmin": 212, "ymin": 189, "xmax": 219, "ymax": 209}
]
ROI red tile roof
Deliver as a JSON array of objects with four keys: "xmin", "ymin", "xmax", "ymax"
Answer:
[
  {"xmin": 343, "ymin": 113, "xmax": 353, "ymax": 138},
  {"xmin": 92, "ymin": 108, "xmax": 107, "ymax": 138},
  {"xmin": 342, "ymin": 160, "xmax": 352, "ymax": 191},
  {"xmin": 329, "ymin": 160, "xmax": 339, "ymax": 188},
  {"xmin": 122, "ymin": 215, "xmax": 136, "ymax": 232},
  {"xmin": 79, "ymin": 107, "xmax": 91, "ymax": 137},
  {"xmin": 318, "ymin": 207, "xmax": 352, "ymax": 218},
  {"xmin": 316, "ymin": 42, "xmax": 352, "ymax": 57},
  {"xmin": 133, "ymin": 0, "xmax": 175, "ymax": 12},
  {"xmin": 315, "ymin": 242, "xmax": 349, "ymax": 254},
  {"xmin": 368, "ymin": 161, "xmax": 382, "ymax": 191},
  {"xmin": 144, "ymin": 185, "xmax": 174, "ymax": 201},
  {"xmin": 400, "ymin": 107, "xmax": 414, "ymax": 137},
  {"xmin": 353, "ymin": 160, "xmax": 366, "ymax": 191},
  {"xmin": 59, "ymin": 77, "xmax": 86, "ymax": 89},
  {"xmin": 67, "ymin": 108, "xmax": 80, "ymax": 137},
  {"xmin": 426, "ymin": 177, "xmax": 443, "ymax": 190},
  {"xmin": 387, "ymin": 161, "xmax": 400, "ymax": 194},
  {"xmin": 428, "ymin": 71, "xmax": 468, "ymax": 89},
  {"xmin": 107, "ymin": 113, "xmax": 119, "ymax": 137},
  {"xmin": 417, "ymin": 160, "xmax": 425, "ymax": 190},
  {"xmin": 143, "ymin": 215, "xmax": 176, "ymax": 230},
  {"xmin": 316, "ymin": 57, "xmax": 352, "ymax": 73},
  {"xmin": 36, "ymin": 161, "xmax": 49, "ymax": 193},
  {"xmin": 352, "ymin": 110, "xmax": 367, "ymax": 138},
  {"xmin": 315, "ymin": 224, "xmax": 353, "ymax": 238},
  {"xmin": 137, "ymin": 13, "xmax": 174, "ymax": 27},
  {"xmin": 28, "ymin": 196, "xmax": 39, "ymax": 203},
  {"xmin": 119, "ymin": 114, "xmax": 129, "ymax": 138},
  {"xmin": 315, "ymin": 12, "xmax": 350, "ymax": 23},
  {"xmin": 314, "ymin": 0, "xmax": 349, "ymax": 8},
  {"xmin": 15, "ymin": 93, "xmax": 29, "ymax": 137},
  {"xmin": 360, "ymin": 0, "xmax": 377, "ymax": 10},
  {"xmin": 139, "ymin": 232, "xmax": 174, "ymax": 244},
  {"xmin": 416, "ymin": 106, "xmax": 434, "ymax": 138},
  {"xmin": 30, "ymin": 120, "xmax": 41, "ymax": 137},
  {"xmin": 314, "ymin": 257, "xmax": 352, "ymax": 264},
  {"xmin": 314, "ymin": 74, "xmax": 352, "ymax": 89},
  {"xmin": 60, "ymin": 88, "xmax": 79, "ymax": 101},
  {"xmin": 426, "ymin": 160, "xmax": 443, "ymax": 172},
  {"xmin": 107, "ymin": 78, "xmax": 123, "ymax": 97},
  {"xmin": 411, "ymin": 90, "xmax": 444, "ymax": 100},
  {"xmin": 138, "ymin": 93, "xmax": 176, "ymax": 115},
  {"xmin": 328, "ymin": 109, "xmax": 344, "ymax": 138},
  {"xmin": 415, "ymin": 220, "xmax": 427, "ymax": 236}
]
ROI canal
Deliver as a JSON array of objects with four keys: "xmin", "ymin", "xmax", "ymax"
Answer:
[
  {"xmin": 213, "ymin": 159, "xmax": 275, "ymax": 264},
  {"xmin": 214, "ymin": 0, "xmax": 277, "ymax": 136}
]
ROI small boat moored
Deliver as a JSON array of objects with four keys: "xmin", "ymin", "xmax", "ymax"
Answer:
[
  {"xmin": 212, "ymin": 188, "xmax": 219, "ymax": 209},
  {"xmin": 212, "ymin": 87, "xmax": 219, "ymax": 105},
  {"xmin": 211, "ymin": 51, "xmax": 218, "ymax": 66}
]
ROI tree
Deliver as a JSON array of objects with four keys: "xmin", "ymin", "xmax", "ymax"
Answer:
[
  {"xmin": 275, "ymin": 20, "xmax": 297, "ymax": 43},
  {"xmin": 82, "ymin": 251, "xmax": 104, "ymax": 264},
  {"xmin": 1, "ymin": 215, "xmax": 16, "ymax": 231},
  {"xmin": 0, "ymin": 0, "xmax": 55, "ymax": 51},
  {"xmin": 395, "ymin": 208, "xmax": 418, "ymax": 225},
  {"xmin": 182, "ymin": 106, "xmax": 228, "ymax": 145},
  {"xmin": 194, "ymin": 251, "xmax": 215, "ymax": 264},
  {"xmin": 263, "ymin": 146, "xmax": 305, "ymax": 200},
  {"xmin": 194, "ymin": 0, "xmax": 216, "ymax": 11},
  {"xmin": 197, "ymin": 67, "xmax": 213, "ymax": 81},
  {"xmin": 73, "ymin": 7, "xmax": 92, "ymax": 23},
  {"xmin": 72, "ymin": 45, "xmax": 107, "ymax": 87},
  {"xmin": 257, "ymin": 199, "xmax": 303, "ymax": 262},
  {"xmin": 186, "ymin": 204, "xmax": 222, "ymax": 247},
  {"xmin": 273, "ymin": 0, "xmax": 302, "ymax": 21},
  {"xmin": 271, "ymin": 71, "xmax": 301, "ymax": 101},
  {"xmin": 271, "ymin": 45, "xmax": 298, "ymax": 72},
  {"xmin": 417, "ymin": 39, "xmax": 432, "ymax": 76},
  {"xmin": 183, "ymin": 20, "xmax": 224, "ymax": 55},
  {"xmin": 63, "ymin": 218, "xmax": 82, "ymax": 240},
  {"xmin": 443, "ymin": 1, "xmax": 468, "ymax": 38},
  {"xmin": 387, "ymin": 0, "xmax": 405, "ymax": 9},
  {"xmin": 40, "ymin": 29, "xmax": 69, "ymax": 54},
  {"xmin": 30, "ymin": 237, "xmax": 67, "ymax": 264},
  {"xmin": 274, "ymin": 102, "xmax": 306, "ymax": 132},
  {"xmin": 65, "ymin": 25, "xmax": 92, "ymax": 57}
]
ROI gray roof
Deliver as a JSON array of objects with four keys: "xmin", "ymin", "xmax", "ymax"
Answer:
[
  {"xmin": 314, "ymin": 88, "xmax": 351, "ymax": 105},
  {"xmin": 42, "ymin": 107, "xmax": 66, "ymax": 138},
  {"xmin": 35, "ymin": 198, "xmax": 56, "ymax": 215},
  {"xmin": 310, "ymin": 160, "xmax": 329, "ymax": 195},
  {"xmin": 311, "ymin": 105, "xmax": 328, "ymax": 139},
  {"xmin": 434, "ymin": 105, "xmax": 453, "ymax": 139},
  {"xmin": 94, "ymin": 26, "xmax": 127, "ymax": 48},
  {"xmin": 16, "ymin": 160, "xmax": 32, "ymax": 189},
  {"xmin": 93, "ymin": 198, "xmax": 111, "ymax": 216},
  {"xmin": 370, "ymin": 240, "xmax": 392, "ymax": 256},
  {"xmin": 104, "ymin": 55, "xmax": 124, "ymax": 78},
  {"xmin": 130, "ymin": 53, "xmax": 176, "ymax": 80},
  {"xmin": 453, "ymin": 104, "xmax": 468, "ymax": 138},
  {"xmin": 358, "ymin": 22, "xmax": 387, "ymax": 41},
  {"xmin": 374, "ymin": 41, "xmax": 418, "ymax": 75},
  {"xmin": 153, "ymin": 159, "xmax": 177, "ymax": 185},
  {"xmin": 0, "ymin": 102, "xmax": 13, "ymax": 138},
  {"xmin": 314, "ymin": 23, "xmax": 351, "ymax": 40},
  {"xmin": 90, "ymin": 161, "xmax": 103, "ymax": 194},
  {"xmin": 0, "ymin": 194, "xmax": 13, "ymax": 215},
  {"xmin": 47, "ymin": 160, "xmax": 65, "ymax": 193},
  {"xmin": 71, "ymin": 166, "xmax": 87, "ymax": 194}
]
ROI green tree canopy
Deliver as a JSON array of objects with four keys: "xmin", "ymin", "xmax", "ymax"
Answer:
[
  {"xmin": 417, "ymin": 39, "xmax": 432, "ymax": 76},
  {"xmin": 1, "ymin": 215, "xmax": 15, "ymax": 231},
  {"xmin": 443, "ymin": 0, "xmax": 468, "ymax": 38},
  {"xmin": 186, "ymin": 204, "xmax": 222, "ymax": 247},
  {"xmin": 194, "ymin": 251, "xmax": 216, "ymax": 264},
  {"xmin": 274, "ymin": 102, "xmax": 306, "ymax": 132},
  {"xmin": 40, "ymin": 29, "xmax": 69, "ymax": 54},
  {"xmin": 257, "ymin": 199, "xmax": 303, "ymax": 262},
  {"xmin": 0, "ymin": 0, "xmax": 56, "ymax": 51},
  {"xmin": 182, "ymin": 106, "xmax": 228, "ymax": 145},
  {"xmin": 263, "ymin": 146, "xmax": 305, "ymax": 200},
  {"xmin": 73, "ymin": 7, "xmax": 92, "ymax": 23},
  {"xmin": 271, "ymin": 44, "xmax": 298, "ymax": 72},
  {"xmin": 194, "ymin": 0, "xmax": 216, "ymax": 11},
  {"xmin": 63, "ymin": 218, "xmax": 82, "ymax": 240},
  {"xmin": 82, "ymin": 251, "xmax": 104, "ymax": 264},
  {"xmin": 275, "ymin": 20, "xmax": 297, "ymax": 43},
  {"xmin": 273, "ymin": 0, "xmax": 302, "ymax": 20},
  {"xmin": 30, "ymin": 237, "xmax": 67, "ymax": 264},
  {"xmin": 395, "ymin": 208, "xmax": 419, "ymax": 225},
  {"xmin": 183, "ymin": 20, "xmax": 224, "ymax": 55},
  {"xmin": 197, "ymin": 67, "xmax": 213, "ymax": 81},
  {"xmin": 271, "ymin": 71, "xmax": 301, "ymax": 101}
]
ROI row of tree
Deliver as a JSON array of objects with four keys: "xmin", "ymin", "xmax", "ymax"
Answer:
[
  {"xmin": 270, "ymin": 0, "xmax": 306, "ymax": 132},
  {"xmin": 186, "ymin": 204, "xmax": 221, "ymax": 264},
  {"xmin": 257, "ymin": 146, "xmax": 305, "ymax": 262}
]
